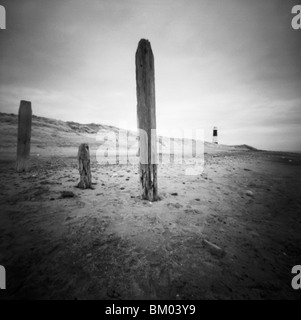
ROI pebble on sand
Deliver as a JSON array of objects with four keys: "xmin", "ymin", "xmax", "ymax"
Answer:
[
  {"xmin": 202, "ymin": 239, "xmax": 225, "ymax": 257},
  {"xmin": 245, "ymin": 190, "xmax": 254, "ymax": 197},
  {"xmin": 60, "ymin": 191, "xmax": 75, "ymax": 198}
]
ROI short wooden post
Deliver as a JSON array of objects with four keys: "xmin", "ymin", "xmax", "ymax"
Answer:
[
  {"xmin": 16, "ymin": 100, "xmax": 32, "ymax": 172},
  {"xmin": 136, "ymin": 39, "xmax": 158, "ymax": 201},
  {"xmin": 78, "ymin": 143, "xmax": 92, "ymax": 189}
]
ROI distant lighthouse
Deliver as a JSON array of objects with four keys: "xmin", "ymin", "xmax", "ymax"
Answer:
[{"xmin": 212, "ymin": 126, "xmax": 218, "ymax": 144}]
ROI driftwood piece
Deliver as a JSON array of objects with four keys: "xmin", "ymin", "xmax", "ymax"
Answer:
[
  {"xmin": 135, "ymin": 39, "xmax": 158, "ymax": 201},
  {"xmin": 78, "ymin": 143, "xmax": 92, "ymax": 189},
  {"xmin": 16, "ymin": 100, "xmax": 32, "ymax": 172}
]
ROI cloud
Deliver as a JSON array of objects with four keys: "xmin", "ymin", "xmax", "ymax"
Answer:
[{"xmin": 0, "ymin": 0, "xmax": 300, "ymax": 151}]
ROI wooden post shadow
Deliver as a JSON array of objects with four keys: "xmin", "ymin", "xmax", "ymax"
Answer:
[
  {"xmin": 135, "ymin": 39, "xmax": 158, "ymax": 201},
  {"xmin": 16, "ymin": 100, "xmax": 32, "ymax": 172}
]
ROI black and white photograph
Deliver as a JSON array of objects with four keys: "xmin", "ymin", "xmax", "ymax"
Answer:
[{"xmin": 0, "ymin": 0, "xmax": 301, "ymax": 302}]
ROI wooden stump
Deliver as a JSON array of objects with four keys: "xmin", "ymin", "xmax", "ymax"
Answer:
[
  {"xmin": 16, "ymin": 100, "xmax": 32, "ymax": 172},
  {"xmin": 78, "ymin": 143, "xmax": 92, "ymax": 189},
  {"xmin": 136, "ymin": 39, "xmax": 158, "ymax": 201}
]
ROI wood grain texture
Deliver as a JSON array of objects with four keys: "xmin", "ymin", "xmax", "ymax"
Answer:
[
  {"xmin": 78, "ymin": 143, "xmax": 92, "ymax": 189},
  {"xmin": 135, "ymin": 39, "xmax": 158, "ymax": 201},
  {"xmin": 16, "ymin": 100, "xmax": 32, "ymax": 172}
]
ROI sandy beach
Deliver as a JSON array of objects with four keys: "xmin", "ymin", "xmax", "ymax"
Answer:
[{"xmin": 0, "ymin": 113, "xmax": 300, "ymax": 300}]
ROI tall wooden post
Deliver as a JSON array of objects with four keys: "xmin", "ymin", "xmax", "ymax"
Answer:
[
  {"xmin": 136, "ymin": 39, "xmax": 158, "ymax": 201},
  {"xmin": 78, "ymin": 143, "xmax": 92, "ymax": 189},
  {"xmin": 16, "ymin": 100, "xmax": 32, "ymax": 172}
]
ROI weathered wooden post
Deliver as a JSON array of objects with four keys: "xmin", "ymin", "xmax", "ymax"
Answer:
[
  {"xmin": 136, "ymin": 39, "xmax": 158, "ymax": 201},
  {"xmin": 78, "ymin": 143, "xmax": 92, "ymax": 189},
  {"xmin": 16, "ymin": 100, "xmax": 32, "ymax": 172}
]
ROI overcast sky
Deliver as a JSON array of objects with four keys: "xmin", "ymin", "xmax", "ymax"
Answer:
[{"xmin": 0, "ymin": 0, "xmax": 300, "ymax": 151}]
